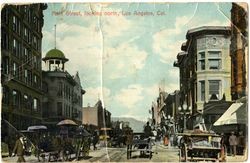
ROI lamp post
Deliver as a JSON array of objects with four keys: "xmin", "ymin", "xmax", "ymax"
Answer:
[{"xmin": 178, "ymin": 102, "xmax": 190, "ymax": 131}]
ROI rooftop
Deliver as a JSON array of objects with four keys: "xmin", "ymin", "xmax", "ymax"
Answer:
[
  {"xmin": 186, "ymin": 26, "xmax": 231, "ymax": 39},
  {"xmin": 43, "ymin": 48, "xmax": 69, "ymax": 61}
]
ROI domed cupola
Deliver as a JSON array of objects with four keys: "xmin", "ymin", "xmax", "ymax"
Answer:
[{"xmin": 42, "ymin": 48, "xmax": 68, "ymax": 71}]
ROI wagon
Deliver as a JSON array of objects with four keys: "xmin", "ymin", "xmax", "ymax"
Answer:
[
  {"xmin": 178, "ymin": 131, "xmax": 222, "ymax": 162},
  {"xmin": 127, "ymin": 133, "xmax": 153, "ymax": 160}
]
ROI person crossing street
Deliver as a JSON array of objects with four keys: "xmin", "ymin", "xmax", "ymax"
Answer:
[{"xmin": 12, "ymin": 135, "xmax": 26, "ymax": 162}]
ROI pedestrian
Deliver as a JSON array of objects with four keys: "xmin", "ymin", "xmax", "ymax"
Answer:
[
  {"xmin": 125, "ymin": 128, "xmax": 133, "ymax": 159},
  {"xmin": 144, "ymin": 122, "xmax": 152, "ymax": 138},
  {"xmin": 92, "ymin": 131, "xmax": 99, "ymax": 150},
  {"xmin": 220, "ymin": 133, "xmax": 226, "ymax": 161},
  {"xmin": 237, "ymin": 131, "xmax": 245, "ymax": 155},
  {"xmin": 169, "ymin": 134, "xmax": 174, "ymax": 147},
  {"xmin": 229, "ymin": 131, "xmax": 237, "ymax": 156},
  {"xmin": 12, "ymin": 135, "xmax": 26, "ymax": 162}
]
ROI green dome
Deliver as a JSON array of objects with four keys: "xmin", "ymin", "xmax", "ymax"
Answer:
[
  {"xmin": 43, "ymin": 48, "xmax": 68, "ymax": 62},
  {"xmin": 45, "ymin": 48, "xmax": 65, "ymax": 59}
]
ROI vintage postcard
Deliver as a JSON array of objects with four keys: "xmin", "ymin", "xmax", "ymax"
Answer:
[{"xmin": 1, "ymin": 2, "xmax": 248, "ymax": 162}]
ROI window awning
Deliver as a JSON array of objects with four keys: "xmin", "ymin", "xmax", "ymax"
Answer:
[{"xmin": 213, "ymin": 102, "xmax": 247, "ymax": 126}]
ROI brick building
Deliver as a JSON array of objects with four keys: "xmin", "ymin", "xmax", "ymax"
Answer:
[
  {"xmin": 230, "ymin": 3, "xmax": 248, "ymax": 100},
  {"xmin": 82, "ymin": 100, "xmax": 111, "ymax": 129}
]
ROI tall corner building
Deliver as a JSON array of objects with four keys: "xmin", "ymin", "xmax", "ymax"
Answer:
[
  {"xmin": 174, "ymin": 26, "xmax": 232, "ymax": 113},
  {"xmin": 1, "ymin": 4, "xmax": 47, "ymax": 130},
  {"xmin": 42, "ymin": 48, "xmax": 85, "ymax": 126}
]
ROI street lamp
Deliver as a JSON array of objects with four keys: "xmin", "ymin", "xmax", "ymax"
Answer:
[{"xmin": 178, "ymin": 102, "xmax": 190, "ymax": 131}]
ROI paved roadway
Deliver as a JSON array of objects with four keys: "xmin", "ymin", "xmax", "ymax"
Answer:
[
  {"xmin": 88, "ymin": 144, "xmax": 179, "ymax": 162},
  {"xmin": 2, "ymin": 144, "xmax": 247, "ymax": 162}
]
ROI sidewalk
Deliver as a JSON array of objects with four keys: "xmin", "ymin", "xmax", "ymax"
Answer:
[
  {"xmin": 226, "ymin": 155, "xmax": 248, "ymax": 162},
  {"xmin": 2, "ymin": 155, "xmax": 38, "ymax": 162},
  {"xmin": 1, "ymin": 147, "xmax": 108, "ymax": 162}
]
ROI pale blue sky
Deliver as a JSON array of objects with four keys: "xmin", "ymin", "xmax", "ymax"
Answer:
[{"xmin": 42, "ymin": 3, "xmax": 231, "ymax": 121}]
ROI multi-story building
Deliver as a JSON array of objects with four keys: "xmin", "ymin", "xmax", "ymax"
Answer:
[
  {"xmin": 82, "ymin": 100, "xmax": 111, "ymax": 129},
  {"xmin": 1, "ymin": 4, "xmax": 47, "ymax": 130},
  {"xmin": 42, "ymin": 48, "xmax": 85, "ymax": 125},
  {"xmin": 156, "ymin": 90, "xmax": 168, "ymax": 127},
  {"xmin": 163, "ymin": 90, "xmax": 180, "ymax": 119},
  {"xmin": 174, "ymin": 26, "xmax": 232, "ymax": 128},
  {"xmin": 161, "ymin": 90, "xmax": 180, "ymax": 133},
  {"xmin": 230, "ymin": 3, "xmax": 248, "ymax": 100}
]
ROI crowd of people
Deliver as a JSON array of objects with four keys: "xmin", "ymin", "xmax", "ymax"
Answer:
[
  {"xmin": 8, "ymin": 128, "xmax": 101, "ymax": 162},
  {"xmin": 221, "ymin": 131, "xmax": 246, "ymax": 157},
  {"xmin": 6, "ymin": 122, "xmax": 247, "ymax": 162}
]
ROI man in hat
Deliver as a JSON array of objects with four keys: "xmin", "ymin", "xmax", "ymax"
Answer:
[
  {"xmin": 229, "ymin": 131, "xmax": 237, "ymax": 156},
  {"xmin": 12, "ymin": 135, "xmax": 26, "ymax": 162}
]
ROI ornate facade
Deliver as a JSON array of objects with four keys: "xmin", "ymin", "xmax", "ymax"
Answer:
[
  {"xmin": 174, "ymin": 26, "xmax": 232, "ymax": 127},
  {"xmin": 42, "ymin": 48, "xmax": 85, "ymax": 125}
]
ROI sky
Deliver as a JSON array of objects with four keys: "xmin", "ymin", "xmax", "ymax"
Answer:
[{"xmin": 42, "ymin": 2, "xmax": 232, "ymax": 121}]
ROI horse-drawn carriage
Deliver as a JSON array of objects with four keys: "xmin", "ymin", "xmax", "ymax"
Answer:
[
  {"xmin": 21, "ymin": 120, "xmax": 92, "ymax": 162},
  {"xmin": 127, "ymin": 133, "xmax": 153, "ymax": 160},
  {"xmin": 178, "ymin": 130, "xmax": 222, "ymax": 162}
]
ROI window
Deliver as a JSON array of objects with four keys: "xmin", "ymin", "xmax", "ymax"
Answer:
[
  {"xmin": 34, "ymin": 75, "xmax": 37, "ymax": 85},
  {"xmin": 27, "ymin": 9, "xmax": 31, "ymax": 22},
  {"xmin": 33, "ymin": 56, "xmax": 36, "ymax": 68},
  {"xmin": 2, "ymin": 57, "xmax": 9, "ymax": 75},
  {"xmin": 36, "ymin": 76, "xmax": 41, "ymax": 89},
  {"xmin": 33, "ymin": 36, "xmax": 38, "ymax": 50},
  {"xmin": 36, "ymin": 56, "xmax": 41, "ymax": 69},
  {"xmin": 24, "ymin": 6, "xmax": 28, "ymax": 14},
  {"xmin": 13, "ymin": 39, "xmax": 17, "ymax": 56},
  {"xmin": 28, "ymin": 70, "xmax": 32, "ymax": 85},
  {"xmin": 209, "ymin": 80, "xmax": 220, "ymax": 100},
  {"xmin": 33, "ymin": 98, "xmax": 38, "ymax": 111},
  {"xmin": 23, "ymin": 94, "xmax": 28, "ymax": 109},
  {"xmin": 42, "ymin": 82, "xmax": 48, "ymax": 93},
  {"xmin": 208, "ymin": 51, "xmax": 221, "ymax": 57},
  {"xmin": 1, "ymin": 30, "xmax": 8, "ymax": 49},
  {"xmin": 13, "ymin": 39, "xmax": 21, "ymax": 58},
  {"xmin": 12, "ymin": 15, "xmax": 20, "ymax": 34},
  {"xmin": 24, "ymin": 69, "xmax": 28, "ymax": 83},
  {"xmin": 24, "ymin": 27, "xmax": 29, "ymax": 42},
  {"xmin": 13, "ymin": 16, "xmax": 17, "ymax": 31},
  {"xmin": 12, "ymin": 90, "xmax": 20, "ymax": 107},
  {"xmin": 33, "ymin": 16, "xmax": 37, "ymax": 24},
  {"xmin": 198, "ymin": 52, "xmax": 205, "ymax": 70},
  {"xmin": 33, "ymin": 16, "xmax": 39, "ymax": 31},
  {"xmin": 1, "ymin": 8, "xmax": 8, "ymax": 24},
  {"xmin": 2, "ymin": 86, "xmax": 9, "ymax": 104},
  {"xmin": 208, "ymin": 51, "xmax": 221, "ymax": 70},
  {"xmin": 200, "ymin": 81, "xmax": 205, "ymax": 101},
  {"xmin": 57, "ymin": 102, "xmax": 62, "ymax": 116},
  {"xmin": 209, "ymin": 59, "xmax": 221, "ymax": 69},
  {"xmin": 58, "ymin": 82, "xmax": 63, "ymax": 97},
  {"xmin": 13, "ymin": 62, "xmax": 17, "ymax": 77},
  {"xmin": 24, "ymin": 47, "xmax": 28, "ymax": 62}
]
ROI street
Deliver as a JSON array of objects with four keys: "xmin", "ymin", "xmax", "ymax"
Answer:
[
  {"xmin": 88, "ymin": 144, "xmax": 179, "ymax": 162},
  {"xmin": 2, "ymin": 144, "xmax": 179, "ymax": 162},
  {"xmin": 2, "ymin": 143, "xmax": 247, "ymax": 162}
]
